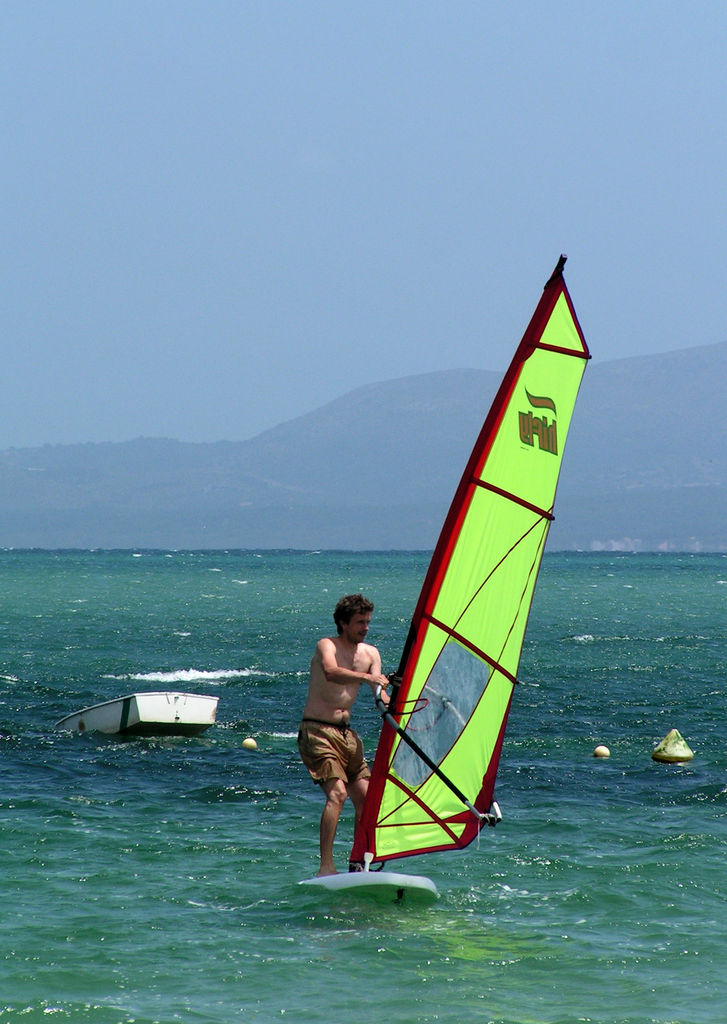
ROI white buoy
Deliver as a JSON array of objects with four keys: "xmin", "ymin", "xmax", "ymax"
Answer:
[
  {"xmin": 242, "ymin": 737, "xmax": 258, "ymax": 750},
  {"xmin": 593, "ymin": 744, "xmax": 610, "ymax": 758},
  {"xmin": 651, "ymin": 728, "xmax": 693, "ymax": 764}
]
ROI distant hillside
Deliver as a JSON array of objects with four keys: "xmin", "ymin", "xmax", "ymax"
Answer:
[{"xmin": 1, "ymin": 343, "xmax": 725, "ymax": 551}]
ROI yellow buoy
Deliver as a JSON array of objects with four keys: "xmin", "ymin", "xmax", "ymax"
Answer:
[
  {"xmin": 593, "ymin": 744, "xmax": 610, "ymax": 758},
  {"xmin": 242, "ymin": 737, "xmax": 258, "ymax": 751},
  {"xmin": 651, "ymin": 728, "xmax": 693, "ymax": 764}
]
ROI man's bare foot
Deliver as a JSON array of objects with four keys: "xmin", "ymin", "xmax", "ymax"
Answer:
[{"xmin": 316, "ymin": 865, "xmax": 338, "ymax": 877}]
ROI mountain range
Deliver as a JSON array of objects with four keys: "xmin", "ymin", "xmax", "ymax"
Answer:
[{"xmin": 1, "ymin": 341, "xmax": 725, "ymax": 551}]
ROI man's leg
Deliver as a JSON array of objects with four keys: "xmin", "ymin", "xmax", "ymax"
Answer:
[
  {"xmin": 348, "ymin": 776, "xmax": 369, "ymax": 835},
  {"xmin": 318, "ymin": 777, "xmax": 348, "ymax": 876},
  {"xmin": 346, "ymin": 777, "xmax": 369, "ymax": 870}
]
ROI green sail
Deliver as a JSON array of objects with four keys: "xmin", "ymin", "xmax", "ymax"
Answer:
[{"xmin": 351, "ymin": 257, "xmax": 590, "ymax": 865}]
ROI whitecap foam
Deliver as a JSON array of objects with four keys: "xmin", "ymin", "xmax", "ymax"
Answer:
[{"xmin": 103, "ymin": 668, "xmax": 258, "ymax": 685}]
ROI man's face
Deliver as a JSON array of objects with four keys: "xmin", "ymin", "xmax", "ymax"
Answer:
[{"xmin": 343, "ymin": 612, "xmax": 371, "ymax": 644}]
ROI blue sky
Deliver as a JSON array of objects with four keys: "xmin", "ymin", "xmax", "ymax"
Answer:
[{"xmin": 2, "ymin": 2, "xmax": 725, "ymax": 448}]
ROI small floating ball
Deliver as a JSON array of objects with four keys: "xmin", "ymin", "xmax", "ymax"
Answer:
[
  {"xmin": 593, "ymin": 744, "xmax": 610, "ymax": 758},
  {"xmin": 242, "ymin": 737, "xmax": 258, "ymax": 751}
]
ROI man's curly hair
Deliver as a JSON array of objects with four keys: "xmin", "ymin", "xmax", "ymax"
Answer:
[{"xmin": 333, "ymin": 594, "xmax": 374, "ymax": 635}]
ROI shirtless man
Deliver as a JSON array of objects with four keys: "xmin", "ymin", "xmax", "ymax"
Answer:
[{"xmin": 298, "ymin": 594, "xmax": 389, "ymax": 876}]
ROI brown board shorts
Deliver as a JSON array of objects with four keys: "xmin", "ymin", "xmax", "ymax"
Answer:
[{"xmin": 297, "ymin": 719, "xmax": 371, "ymax": 786}]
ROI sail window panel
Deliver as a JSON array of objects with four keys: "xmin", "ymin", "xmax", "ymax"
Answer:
[
  {"xmin": 481, "ymin": 346, "xmax": 585, "ymax": 508},
  {"xmin": 391, "ymin": 639, "xmax": 492, "ymax": 789},
  {"xmin": 386, "ymin": 633, "xmax": 514, "ymax": 814},
  {"xmin": 417, "ymin": 670, "xmax": 512, "ymax": 812}
]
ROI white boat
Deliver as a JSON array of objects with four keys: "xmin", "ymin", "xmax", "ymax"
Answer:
[{"xmin": 55, "ymin": 691, "xmax": 219, "ymax": 736}]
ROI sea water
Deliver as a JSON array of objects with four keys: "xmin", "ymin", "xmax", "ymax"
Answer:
[{"xmin": 0, "ymin": 549, "xmax": 725, "ymax": 1023}]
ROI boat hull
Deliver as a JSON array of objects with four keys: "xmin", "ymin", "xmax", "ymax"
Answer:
[{"xmin": 55, "ymin": 691, "xmax": 219, "ymax": 736}]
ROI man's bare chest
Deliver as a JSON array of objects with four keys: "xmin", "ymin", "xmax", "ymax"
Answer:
[{"xmin": 334, "ymin": 642, "xmax": 371, "ymax": 673}]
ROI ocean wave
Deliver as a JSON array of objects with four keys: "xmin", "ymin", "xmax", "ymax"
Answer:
[{"xmin": 103, "ymin": 668, "xmax": 263, "ymax": 684}]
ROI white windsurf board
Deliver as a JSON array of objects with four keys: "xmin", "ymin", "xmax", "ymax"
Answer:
[{"xmin": 298, "ymin": 870, "xmax": 438, "ymax": 902}]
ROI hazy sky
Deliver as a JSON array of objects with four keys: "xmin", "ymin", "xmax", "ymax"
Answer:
[{"xmin": 3, "ymin": 2, "xmax": 725, "ymax": 448}]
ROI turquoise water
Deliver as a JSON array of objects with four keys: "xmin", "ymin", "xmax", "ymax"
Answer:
[{"xmin": 1, "ymin": 549, "xmax": 726, "ymax": 1022}]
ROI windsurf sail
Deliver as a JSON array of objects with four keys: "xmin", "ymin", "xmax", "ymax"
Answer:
[{"xmin": 351, "ymin": 255, "xmax": 590, "ymax": 866}]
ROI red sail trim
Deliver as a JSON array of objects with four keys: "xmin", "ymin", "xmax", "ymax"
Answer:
[
  {"xmin": 473, "ymin": 695, "xmax": 513, "ymax": 814},
  {"xmin": 473, "ymin": 479, "xmax": 555, "ymax": 522},
  {"xmin": 538, "ymin": 342, "xmax": 591, "ymax": 359},
  {"xmin": 374, "ymin": 835, "xmax": 474, "ymax": 864}
]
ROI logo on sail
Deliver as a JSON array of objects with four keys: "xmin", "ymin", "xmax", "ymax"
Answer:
[{"xmin": 519, "ymin": 388, "xmax": 557, "ymax": 455}]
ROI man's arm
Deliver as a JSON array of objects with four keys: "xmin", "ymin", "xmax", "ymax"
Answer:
[
  {"xmin": 367, "ymin": 646, "xmax": 385, "ymax": 691},
  {"xmin": 367, "ymin": 645, "xmax": 390, "ymax": 706},
  {"xmin": 317, "ymin": 639, "xmax": 389, "ymax": 692}
]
